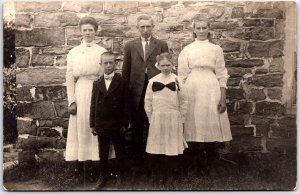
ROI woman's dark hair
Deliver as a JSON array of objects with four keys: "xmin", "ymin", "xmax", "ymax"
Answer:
[
  {"xmin": 156, "ymin": 52, "xmax": 172, "ymax": 64},
  {"xmin": 79, "ymin": 16, "xmax": 98, "ymax": 32}
]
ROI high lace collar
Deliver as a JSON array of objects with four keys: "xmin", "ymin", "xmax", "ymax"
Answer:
[
  {"xmin": 81, "ymin": 40, "xmax": 95, "ymax": 47},
  {"xmin": 195, "ymin": 39, "xmax": 209, "ymax": 43}
]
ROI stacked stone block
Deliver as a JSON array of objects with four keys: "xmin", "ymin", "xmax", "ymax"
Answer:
[{"xmin": 15, "ymin": 1, "xmax": 296, "ymax": 162}]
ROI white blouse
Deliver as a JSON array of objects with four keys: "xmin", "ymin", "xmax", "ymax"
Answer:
[
  {"xmin": 66, "ymin": 41, "xmax": 107, "ymax": 105},
  {"xmin": 178, "ymin": 39, "xmax": 229, "ymax": 88}
]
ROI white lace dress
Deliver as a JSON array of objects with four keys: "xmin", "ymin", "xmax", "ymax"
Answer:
[
  {"xmin": 178, "ymin": 39, "xmax": 232, "ymax": 142},
  {"xmin": 65, "ymin": 41, "xmax": 115, "ymax": 161},
  {"xmin": 144, "ymin": 73, "xmax": 188, "ymax": 156}
]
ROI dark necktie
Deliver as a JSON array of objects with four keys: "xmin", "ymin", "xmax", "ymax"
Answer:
[
  {"xmin": 152, "ymin": 82, "xmax": 176, "ymax": 92},
  {"xmin": 144, "ymin": 38, "xmax": 150, "ymax": 61}
]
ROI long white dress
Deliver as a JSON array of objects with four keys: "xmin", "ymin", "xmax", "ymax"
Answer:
[
  {"xmin": 178, "ymin": 39, "xmax": 232, "ymax": 142},
  {"xmin": 144, "ymin": 73, "xmax": 188, "ymax": 156},
  {"xmin": 65, "ymin": 40, "xmax": 115, "ymax": 161}
]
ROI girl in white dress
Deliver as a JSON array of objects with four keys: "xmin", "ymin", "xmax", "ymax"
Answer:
[
  {"xmin": 144, "ymin": 52, "xmax": 188, "ymax": 183},
  {"xmin": 178, "ymin": 18, "xmax": 232, "ymax": 170},
  {"xmin": 65, "ymin": 16, "xmax": 114, "ymax": 181}
]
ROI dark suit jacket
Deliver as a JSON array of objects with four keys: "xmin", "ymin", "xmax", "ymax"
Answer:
[
  {"xmin": 90, "ymin": 73, "xmax": 129, "ymax": 132},
  {"xmin": 122, "ymin": 37, "xmax": 168, "ymax": 110}
]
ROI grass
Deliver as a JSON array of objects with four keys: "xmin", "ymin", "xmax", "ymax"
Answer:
[{"xmin": 3, "ymin": 152, "xmax": 296, "ymax": 191}]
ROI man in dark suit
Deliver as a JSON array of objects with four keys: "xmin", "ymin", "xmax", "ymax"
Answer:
[
  {"xmin": 90, "ymin": 52, "xmax": 129, "ymax": 189},
  {"xmin": 122, "ymin": 15, "xmax": 169, "ymax": 160}
]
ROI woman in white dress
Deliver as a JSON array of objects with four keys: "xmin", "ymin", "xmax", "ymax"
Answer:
[
  {"xmin": 178, "ymin": 17, "xmax": 232, "ymax": 170},
  {"xmin": 65, "ymin": 16, "xmax": 114, "ymax": 181}
]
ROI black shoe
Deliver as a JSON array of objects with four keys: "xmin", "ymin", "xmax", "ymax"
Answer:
[{"xmin": 94, "ymin": 174, "xmax": 107, "ymax": 190}]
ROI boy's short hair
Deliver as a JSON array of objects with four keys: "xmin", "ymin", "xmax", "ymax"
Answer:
[
  {"xmin": 100, "ymin": 52, "xmax": 116, "ymax": 62},
  {"xmin": 137, "ymin": 15, "xmax": 154, "ymax": 25},
  {"xmin": 156, "ymin": 52, "xmax": 172, "ymax": 64}
]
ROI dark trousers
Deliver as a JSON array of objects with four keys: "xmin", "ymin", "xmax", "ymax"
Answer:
[
  {"xmin": 131, "ymin": 74, "xmax": 149, "ymax": 158},
  {"xmin": 97, "ymin": 129, "xmax": 125, "ymax": 177}
]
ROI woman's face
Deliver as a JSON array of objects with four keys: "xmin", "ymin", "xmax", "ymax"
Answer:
[
  {"xmin": 80, "ymin": 24, "xmax": 96, "ymax": 43},
  {"xmin": 193, "ymin": 21, "xmax": 209, "ymax": 41}
]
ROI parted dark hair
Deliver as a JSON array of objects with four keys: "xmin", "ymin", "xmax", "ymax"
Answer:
[
  {"xmin": 100, "ymin": 51, "xmax": 116, "ymax": 62},
  {"xmin": 79, "ymin": 16, "xmax": 98, "ymax": 31},
  {"xmin": 156, "ymin": 52, "xmax": 172, "ymax": 64}
]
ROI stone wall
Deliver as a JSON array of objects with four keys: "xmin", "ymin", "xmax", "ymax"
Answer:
[{"xmin": 15, "ymin": 1, "xmax": 296, "ymax": 162}]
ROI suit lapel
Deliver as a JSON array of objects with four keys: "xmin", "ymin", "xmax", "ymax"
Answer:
[
  {"xmin": 106, "ymin": 74, "xmax": 120, "ymax": 96},
  {"xmin": 145, "ymin": 37, "xmax": 158, "ymax": 61},
  {"xmin": 134, "ymin": 38, "xmax": 144, "ymax": 61},
  {"xmin": 98, "ymin": 77, "xmax": 107, "ymax": 94}
]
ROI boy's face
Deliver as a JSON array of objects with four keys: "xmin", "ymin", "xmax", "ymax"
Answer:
[
  {"xmin": 158, "ymin": 58, "xmax": 173, "ymax": 75},
  {"xmin": 101, "ymin": 55, "xmax": 116, "ymax": 75}
]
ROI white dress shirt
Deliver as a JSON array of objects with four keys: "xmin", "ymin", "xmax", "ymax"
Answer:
[
  {"xmin": 104, "ymin": 72, "xmax": 115, "ymax": 90},
  {"xmin": 141, "ymin": 36, "xmax": 151, "ymax": 73},
  {"xmin": 141, "ymin": 36, "xmax": 151, "ymax": 60}
]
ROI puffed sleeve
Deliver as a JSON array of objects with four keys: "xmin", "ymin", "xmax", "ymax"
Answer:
[
  {"xmin": 215, "ymin": 46, "xmax": 229, "ymax": 88},
  {"xmin": 66, "ymin": 50, "xmax": 76, "ymax": 106},
  {"xmin": 144, "ymin": 80, "xmax": 153, "ymax": 120},
  {"xmin": 176, "ymin": 77, "xmax": 188, "ymax": 123},
  {"xmin": 177, "ymin": 48, "xmax": 191, "ymax": 83}
]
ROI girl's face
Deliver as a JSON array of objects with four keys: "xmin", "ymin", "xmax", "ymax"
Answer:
[
  {"xmin": 80, "ymin": 24, "xmax": 96, "ymax": 43},
  {"xmin": 158, "ymin": 58, "xmax": 173, "ymax": 75},
  {"xmin": 193, "ymin": 21, "xmax": 209, "ymax": 41}
]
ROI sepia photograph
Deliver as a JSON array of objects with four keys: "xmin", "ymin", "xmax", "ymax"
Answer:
[{"xmin": 3, "ymin": 0, "xmax": 297, "ymax": 191}]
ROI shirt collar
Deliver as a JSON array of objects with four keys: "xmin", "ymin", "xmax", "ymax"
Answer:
[
  {"xmin": 104, "ymin": 71, "xmax": 115, "ymax": 78},
  {"xmin": 141, "ymin": 36, "xmax": 152, "ymax": 42}
]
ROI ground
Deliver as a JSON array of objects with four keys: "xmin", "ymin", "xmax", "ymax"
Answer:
[{"xmin": 3, "ymin": 151, "xmax": 296, "ymax": 191}]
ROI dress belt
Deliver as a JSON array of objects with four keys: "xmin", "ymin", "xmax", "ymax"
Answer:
[{"xmin": 191, "ymin": 66, "xmax": 214, "ymax": 71}]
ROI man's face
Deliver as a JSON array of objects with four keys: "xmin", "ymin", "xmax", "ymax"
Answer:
[
  {"xmin": 101, "ymin": 55, "xmax": 116, "ymax": 75},
  {"xmin": 137, "ymin": 19, "xmax": 154, "ymax": 38}
]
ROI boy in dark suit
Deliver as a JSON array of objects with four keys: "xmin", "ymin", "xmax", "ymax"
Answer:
[{"xmin": 90, "ymin": 52, "xmax": 129, "ymax": 189}]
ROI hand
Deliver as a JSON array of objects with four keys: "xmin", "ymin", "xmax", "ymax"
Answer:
[
  {"xmin": 218, "ymin": 98, "xmax": 227, "ymax": 113},
  {"xmin": 120, "ymin": 126, "xmax": 127, "ymax": 135},
  {"xmin": 91, "ymin": 128, "xmax": 98, "ymax": 136},
  {"xmin": 68, "ymin": 102, "xmax": 77, "ymax": 115}
]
